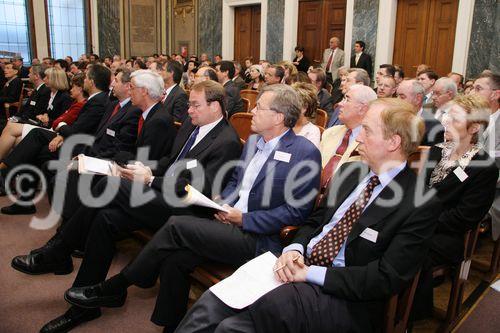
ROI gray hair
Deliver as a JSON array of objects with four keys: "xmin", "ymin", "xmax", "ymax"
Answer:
[
  {"xmin": 258, "ymin": 84, "xmax": 301, "ymax": 128},
  {"xmin": 31, "ymin": 64, "xmax": 47, "ymax": 79},
  {"xmin": 435, "ymin": 77, "xmax": 457, "ymax": 97},
  {"xmin": 349, "ymin": 84, "xmax": 377, "ymax": 104},
  {"xmin": 406, "ymin": 79, "xmax": 426, "ymax": 97},
  {"xmin": 348, "ymin": 68, "xmax": 370, "ymax": 86},
  {"xmin": 130, "ymin": 69, "xmax": 164, "ymax": 100}
]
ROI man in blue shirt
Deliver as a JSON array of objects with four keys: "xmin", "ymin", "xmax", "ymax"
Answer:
[
  {"xmin": 57, "ymin": 84, "xmax": 322, "ymax": 332},
  {"xmin": 176, "ymin": 98, "xmax": 442, "ymax": 333}
]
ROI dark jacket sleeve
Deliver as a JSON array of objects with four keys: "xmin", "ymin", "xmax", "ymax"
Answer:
[
  {"xmin": 98, "ymin": 107, "xmax": 141, "ymax": 158},
  {"xmin": 141, "ymin": 115, "xmax": 177, "ymax": 162},
  {"xmin": 58, "ymin": 95, "xmax": 107, "ymax": 137},
  {"xmin": 48, "ymin": 91, "xmax": 72, "ymax": 127},
  {"xmin": 171, "ymin": 91, "xmax": 188, "ymax": 123},
  {"xmin": 321, "ymin": 195, "xmax": 441, "ymax": 301},
  {"xmin": 0, "ymin": 78, "xmax": 22, "ymax": 104}
]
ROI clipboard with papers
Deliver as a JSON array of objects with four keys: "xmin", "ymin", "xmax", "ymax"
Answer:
[{"xmin": 77, "ymin": 154, "xmax": 115, "ymax": 176}]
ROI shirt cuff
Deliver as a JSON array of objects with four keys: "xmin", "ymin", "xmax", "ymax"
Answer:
[
  {"xmin": 282, "ymin": 243, "xmax": 304, "ymax": 255},
  {"xmin": 306, "ymin": 265, "xmax": 327, "ymax": 286},
  {"xmin": 55, "ymin": 122, "xmax": 67, "ymax": 131},
  {"xmin": 147, "ymin": 176, "xmax": 155, "ymax": 187}
]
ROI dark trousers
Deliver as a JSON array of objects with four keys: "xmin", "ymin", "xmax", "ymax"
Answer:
[
  {"xmin": 122, "ymin": 215, "xmax": 257, "ymax": 327},
  {"xmin": 176, "ymin": 283, "xmax": 363, "ymax": 333},
  {"xmin": 3, "ymin": 128, "xmax": 58, "ymax": 201},
  {"xmin": 58, "ymin": 176, "xmax": 174, "ymax": 288}
]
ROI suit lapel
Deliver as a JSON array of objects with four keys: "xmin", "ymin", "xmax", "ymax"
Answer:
[
  {"xmin": 186, "ymin": 119, "xmax": 227, "ymax": 158},
  {"xmin": 170, "ymin": 121, "xmax": 196, "ymax": 159},
  {"xmin": 346, "ymin": 166, "xmax": 412, "ymax": 245}
]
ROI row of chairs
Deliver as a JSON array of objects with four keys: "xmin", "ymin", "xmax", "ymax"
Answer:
[{"xmin": 3, "ymin": 83, "xmax": 25, "ymax": 118}]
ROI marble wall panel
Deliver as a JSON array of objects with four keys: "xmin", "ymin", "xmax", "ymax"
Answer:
[
  {"xmin": 197, "ymin": 0, "xmax": 222, "ymax": 58},
  {"xmin": 266, "ymin": 0, "xmax": 284, "ymax": 63},
  {"xmin": 98, "ymin": 0, "xmax": 121, "ymax": 57}
]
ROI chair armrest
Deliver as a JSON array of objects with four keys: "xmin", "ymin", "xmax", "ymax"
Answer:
[{"xmin": 280, "ymin": 226, "xmax": 300, "ymax": 246}]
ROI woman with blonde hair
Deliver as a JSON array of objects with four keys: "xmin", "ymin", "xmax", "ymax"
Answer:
[
  {"xmin": 291, "ymin": 82, "xmax": 321, "ymax": 147},
  {"xmin": 279, "ymin": 60, "xmax": 298, "ymax": 84},
  {"xmin": 246, "ymin": 64, "xmax": 265, "ymax": 90},
  {"xmin": 413, "ymin": 94, "xmax": 499, "ymax": 319},
  {"xmin": 34, "ymin": 67, "xmax": 72, "ymax": 127},
  {"xmin": 0, "ymin": 73, "xmax": 86, "ymax": 164}
]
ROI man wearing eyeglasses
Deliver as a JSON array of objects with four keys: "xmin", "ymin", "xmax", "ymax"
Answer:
[
  {"xmin": 12, "ymin": 79, "xmax": 243, "ymax": 333},
  {"xmin": 57, "ymin": 84, "xmax": 321, "ymax": 333}
]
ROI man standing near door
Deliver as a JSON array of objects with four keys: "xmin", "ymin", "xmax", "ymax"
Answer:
[{"xmin": 321, "ymin": 37, "xmax": 345, "ymax": 86}]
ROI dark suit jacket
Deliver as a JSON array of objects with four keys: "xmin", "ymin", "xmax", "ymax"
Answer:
[
  {"xmin": 162, "ymin": 84, "xmax": 188, "ymax": 122},
  {"xmin": 350, "ymin": 52, "xmax": 373, "ymax": 79},
  {"xmin": 19, "ymin": 66, "xmax": 30, "ymax": 79},
  {"xmin": 224, "ymin": 80, "xmax": 244, "ymax": 118},
  {"xmin": 318, "ymin": 88, "xmax": 334, "ymax": 119},
  {"xmin": 221, "ymin": 130, "xmax": 322, "ymax": 255},
  {"xmin": 151, "ymin": 117, "xmax": 242, "ymax": 201},
  {"xmin": 135, "ymin": 102, "xmax": 177, "ymax": 162},
  {"xmin": 17, "ymin": 83, "xmax": 51, "ymax": 120},
  {"xmin": 58, "ymin": 91, "xmax": 108, "ymax": 138},
  {"xmin": 292, "ymin": 56, "xmax": 311, "ymax": 73},
  {"xmin": 424, "ymin": 145, "xmax": 498, "ymax": 263},
  {"xmin": 86, "ymin": 100, "xmax": 141, "ymax": 158},
  {"xmin": 420, "ymin": 109, "xmax": 444, "ymax": 146},
  {"xmin": 232, "ymin": 76, "xmax": 246, "ymax": 91},
  {"xmin": 46, "ymin": 90, "xmax": 72, "ymax": 127},
  {"xmin": 292, "ymin": 162, "xmax": 441, "ymax": 330},
  {"xmin": 0, "ymin": 77, "xmax": 22, "ymax": 116}
]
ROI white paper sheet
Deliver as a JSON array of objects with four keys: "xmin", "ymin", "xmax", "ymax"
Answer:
[
  {"xmin": 209, "ymin": 252, "xmax": 284, "ymax": 309},
  {"xmin": 78, "ymin": 154, "xmax": 113, "ymax": 176},
  {"xmin": 490, "ymin": 279, "xmax": 500, "ymax": 292},
  {"xmin": 182, "ymin": 185, "xmax": 229, "ymax": 212}
]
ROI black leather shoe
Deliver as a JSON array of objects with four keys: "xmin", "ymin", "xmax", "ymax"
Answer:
[
  {"xmin": 40, "ymin": 308, "xmax": 101, "ymax": 333},
  {"xmin": 65, "ymin": 283, "xmax": 127, "ymax": 309},
  {"xmin": 11, "ymin": 252, "xmax": 73, "ymax": 275},
  {"xmin": 1, "ymin": 202, "xmax": 36, "ymax": 215}
]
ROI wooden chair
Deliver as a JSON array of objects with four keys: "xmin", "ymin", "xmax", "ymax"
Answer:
[
  {"xmin": 4, "ymin": 83, "xmax": 24, "ymax": 118},
  {"xmin": 408, "ymin": 146, "xmax": 431, "ymax": 174},
  {"xmin": 385, "ymin": 271, "xmax": 422, "ymax": 333},
  {"xmin": 229, "ymin": 112, "xmax": 254, "ymax": 141},
  {"xmin": 315, "ymin": 108, "xmax": 328, "ymax": 128},
  {"xmin": 241, "ymin": 97, "xmax": 250, "ymax": 112},
  {"xmin": 316, "ymin": 125, "xmax": 325, "ymax": 138},
  {"xmin": 240, "ymin": 89, "xmax": 258, "ymax": 110},
  {"xmin": 432, "ymin": 222, "xmax": 482, "ymax": 331}
]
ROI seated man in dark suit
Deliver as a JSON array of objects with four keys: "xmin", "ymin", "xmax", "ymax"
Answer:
[
  {"xmin": 350, "ymin": 40, "xmax": 373, "ymax": 79},
  {"xmin": 216, "ymin": 61, "xmax": 244, "ymax": 117},
  {"xmin": 175, "ymin": 98, "xmax": 442, "ymax": 333},
  {"xmin": 0, "ymin": 62, "xmax": 23, "ymax": 124},
  {"xmin": 0, "ymin": 64, "xmax": 111, "ymax": 214},
  {"xmin": 397, "ymin": 79, "xmax": 444, "ymax": 146},
  {"xmin": 16, "ymin": 64, "xmax": 51, "ymax": 120},
  {"xmin": 161, "ymin": 61, "xmax": 188, "ymax": 122},
  {"xmin": 12, "ymin": 80, "xmax": 244, "ymax": 333},
  {"xmin": 12, "ymin": 56, "xmax": 29, "ymax": 79},
  {"xmin": 49, "ymin": 84, "xmax": 322, "ymax": 333}
]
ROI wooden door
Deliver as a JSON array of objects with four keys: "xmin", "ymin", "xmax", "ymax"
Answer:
[
  {"xmin": 297, "ymin": 0, "xmax": 346, "ymax": 64},
  {"xmin": 234, "ymin": 5, "xmax": 261, "ymax": 63},
  {"xmin": 393, "ymin": 0, "xmax": 458, "ymax": 77}
]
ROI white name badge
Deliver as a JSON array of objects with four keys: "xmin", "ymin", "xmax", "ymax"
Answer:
[
  {"xmin": 453, "ymin": 167, "xmax": 468, "ymax": 182},
  {"xmin": 360, "ymin": 227, "xmax": 378, "ymax": 243},
  {"xmin": 30, "ymin": 100, "xmax": 36, "ymax": 106},
  {"xmin": 186, "ymin": 160, "xmax": 197, "ymax": 169},
  {"xmin": 274, "ymin": 151, "xmax": 291, "ymax": 163},
  {"xmin": 106, "ymin": 128, "xmax": 116, "ymax": 137}
]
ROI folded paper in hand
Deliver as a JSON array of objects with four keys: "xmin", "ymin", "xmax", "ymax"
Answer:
[
  {"xmin": 209, "ymin": 252, "xmax": 284, "ymax": 309},
  {"xmin": 182, "ymin": 185, "xmax": 229, "ymax": 212},
  {"xmin": 77, "ymin": 154, "xmax": 114, "ymax": 176}
]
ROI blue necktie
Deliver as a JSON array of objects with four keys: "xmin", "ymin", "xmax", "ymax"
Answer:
[{"xmin": 176, "ymin": 127, "xmax": 199, "ymax": 161}]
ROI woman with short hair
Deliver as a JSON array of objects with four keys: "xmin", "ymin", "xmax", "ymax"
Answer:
[{"xmin": 292, "ymin": 82, "xmax": 321, "ymax": 148}]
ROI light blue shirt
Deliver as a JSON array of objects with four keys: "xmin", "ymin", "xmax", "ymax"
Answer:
[
  {"xmin": 283, "ymin": 161, "xmax": 407, "ymax": 286},
  {"xmin": 233, "ymin": 130, "xmax": 289, "ymax": 213}
]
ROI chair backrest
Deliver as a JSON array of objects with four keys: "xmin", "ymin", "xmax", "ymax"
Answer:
[
  {"xmin": 229, "ymin": 112, "xmax": 254, "ymax": 141},
  {"xmin": 384, "ymin": 270, "xmax": 421, "ymax": 333},
  {"xmin": 4, "ymin": 82, "xmax": 24, "ymax": 118},
  {"xmin": 174, "ymin": 121, "xmax": 182, "ymax": 129},
  {"xmin": 315, "ymin": 108, "xmax": 328, "ymax": 128},
  {"xmin": 407, "ymin": 145, "xmax": 431, "ymax": 174},
  {"xmin": 241, "ymin": 97, "xmax": 250, "ymax": 112},
  {"xmin": 316, "ymin": 124, "xmax": 325, "ymax": 137},
  {"xmin": 240, "ymin": 89, "xmax": 258, "ymax": 110}
]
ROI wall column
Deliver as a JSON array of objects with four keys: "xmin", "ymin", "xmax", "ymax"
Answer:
[{"xmin": 374, "ymin": 0, "xmax": 397, "ymax": 71}]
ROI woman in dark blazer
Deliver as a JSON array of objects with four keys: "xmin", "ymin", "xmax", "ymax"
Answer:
[
  {"xmin": 36, "ymin": 67, "xmax": 72, "ymax": 128},
  {"xmin": 413, "ymin": 94, "xmax": 498, "ymax": 319}
]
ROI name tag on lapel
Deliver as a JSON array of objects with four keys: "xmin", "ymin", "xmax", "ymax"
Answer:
[
  {"xmin": 273, "ymin": 151, "xmax": 291, "ymax": 163},
  {"xmin": 453, "ymin": 167, "xmax": 468, "ymax": 182},
  {"xmin": 106, "ymin": 128, "xmax": 116, "ymax": 137},
  {"xmin": 30, "ymin": 101, "xmax": 36, "ymax": 106},
  {"xmin": 186, "ymin": 160, "xmax": 197, "ymax": 169},
  {"xmin": 360, "ymin": 228, "xmax": 378, "ymax": 243}
]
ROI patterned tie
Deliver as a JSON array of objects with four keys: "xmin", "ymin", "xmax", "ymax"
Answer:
[
  {"xmin": 320, "ymin": 129, "xmax": 352, "ymax": 190},
  {"xmin": 175, "ymin": 127, "xmax": 200, "ymax": 161},
  {"xmin": 137, "ymin": 115, "xmax": 144, "ymax": 136},
  {"xmin": 307, "ymin": 175, "xmax": 380, "ymax": 267},
  {"xmin": 326, "ymin": 49, "xmax": 335, "ymax": 72}
]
